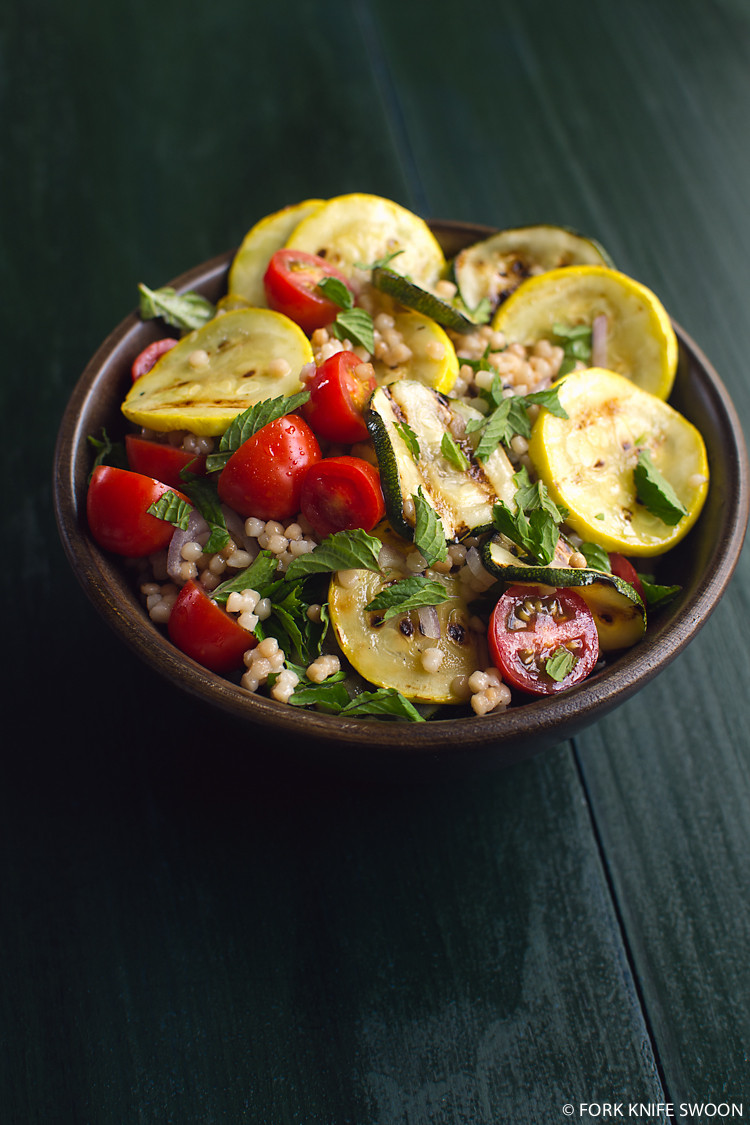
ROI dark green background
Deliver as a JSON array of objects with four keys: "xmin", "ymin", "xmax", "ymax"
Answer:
[{"xmin": 3, "ymin": 1, "xmax": 749, "ymax": 1121}]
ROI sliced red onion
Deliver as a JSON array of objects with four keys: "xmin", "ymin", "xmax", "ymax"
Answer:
[
  {"xmin": 417, "ymin": 604, "xmax": 441, "ymax": 639},
  {"xmin": 221, "ymin": 504, "xmax": 257, "ymax": 557},
  {"xmin": 167, "ymin": 509, "xmax": 209, "ymax": 583},
  {"xmin": 591, "ymin": 314, "xmax": 608, "ymax": 368},
  {"xmin": 465, "ymin": 546, "xmax": 495, "ymax": 591}
]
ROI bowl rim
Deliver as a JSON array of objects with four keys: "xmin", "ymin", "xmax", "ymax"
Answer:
[{"xmin": 53, "ymin": 221, "xmax": 750, "ymax": 762}]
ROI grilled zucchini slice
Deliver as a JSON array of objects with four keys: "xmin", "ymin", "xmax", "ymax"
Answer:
[
  {"xmin": 227, "ymin": 198, "xmax": 325, "ymax": 307},
  {"xmin": 371, "ymin": 265, "xmax": 479, "ymax": 333},
  {"xmin": 483, "ymin": 537, "xmax": 646, "ymax": 651},
  {"xmin": 366, "ymin": 380, "xmax": 516, "ymax": 541},
  {"xmin": 527, "ymin": 368, "xmax": 709, "ymax": 556},
  {"xmin": 454, "ymin": 224, "xmax": 613, "ymax": 316},
  {"xmin": 121, "ymin": 308, "xmax": 312, "ymax": 436},
  {"xmin": 329, "ymin": 556, "xmax": 482, "ymax": 705},
  {"xmin": 285, "ymin": 193, "xmax": 446, "ymax": 287},
  {"xmin": 493, "ymin": 265, "xmax": 678, "ymax": 399}
]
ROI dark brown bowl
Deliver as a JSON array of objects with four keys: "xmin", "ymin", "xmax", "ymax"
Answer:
[{"xmin": 54, "ymin": 221, "xmax": 749, "ymax": 778}]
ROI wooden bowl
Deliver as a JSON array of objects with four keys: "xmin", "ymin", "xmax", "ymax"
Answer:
[{"xmin": 53, "ymin": 222, "xmax": 749, "ymax": 778}]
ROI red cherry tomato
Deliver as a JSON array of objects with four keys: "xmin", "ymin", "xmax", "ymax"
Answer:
[
  {"xmin": 263, "ymin": 249, "xmax": 354, "ymax": 334},
  {"xmin": 302, "ymin": 351, "xmax": 377, "ymax": 443},
  {"xmin": 488, "ymin": 585, "xmax": 599, "ymax": 696},
  {"xmin": 125, "ymin": 434, "xmax": 206, "ymax": 491},
  {"xmin": 86, "ymin": 465, "xmax": 190, "ymax": 557},
  {"xmin": 300, "ymin": 455, "xmax": 385, "ymax": 539},
  {"xmin": 168, "ymin": 580, "xmax": 255, "ymax": 673},
  {"xmin": 131, "ymin": 337, "xmax": 178, "ymax": 381},
  {"xmin": 608, "ymin": 553, "xmax": 646, "ymax": 604},
  {"xmin": 217, "ymin": 414, "xmax": 321, "ymax": 521}
]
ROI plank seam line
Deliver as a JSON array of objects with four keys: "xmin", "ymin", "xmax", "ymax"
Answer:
[
  {"xmin": 352, "ymin": 0, "xmax": 430, "ymax": 216},
  {"xmin": 571, "ymin": 738, "xmax": 674, "ymax": 1106}
]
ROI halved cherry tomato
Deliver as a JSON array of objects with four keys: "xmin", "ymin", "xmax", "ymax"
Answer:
[
  {"xmin": 488, "ymin": 585, "xmax": 599, "ymax": 695},
  {"xmin": 86, "ymin": 465, "xmax": 190, "ymax": 557},
  {"xmin": 300, "ymin": 456, "xmax": 385, "ymax": 539},
  {"xmin": 131, "ymin": 337, "xmax": 178, "ymax": 381},
  {"xmin": 302, "ymin": 351, "xmax": 377, "ymax": 443},
  {"xmin": 125, "ymin": 434, "xmax": 206, "ymax": 491},
  {"xmin": 168, "ymin": 580, "xmax": 255, "ymax": 673},
  {"xmin": 263, "ymin": 249, "xmax": 354, "ymax": 334},
  {"xmin": 217, "ymin": 414, "xmax": 321, "ymax": 521},
  {"xmin": 608, "ymin": 553, "xmax": 646, "ymax": 604}
]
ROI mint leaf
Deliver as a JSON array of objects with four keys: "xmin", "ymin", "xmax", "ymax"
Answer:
[
  {"xmin": 440, "ymin": 431, "xmax": 470, "ymax": 471},
  {"xmin": 552, "ymin": 321, "xmax": 592, "ymax": 377},
  {"xmin": 331, "ymin": 307, "xmax": 375, "ymax": 353},
  {"xmin": 394, "ymin": 420, "xmax": 421, "ymax": 460},
  {"xmin": 284, "ymin": 529, "xmax": 383, "ymax": 582},
  {"xmin": 210, "ymin": 550, "xmax": 279, "ymax": 604},
  {"xmin": 147, "ymin": 490, "xmax": 193, "ymax": 530},
  {"xmin": 579, "ymin": 542, "xmax": 612, "ymax": 572},
  {"xmin": 287, "ymin": 677, "xmax": 351, "ymax": 711},
  {"xmin": 178, "ymin": 471, "xmax": 229, "ymax": 554},
  {"xmin": 545, "ymin": 646, "xmax": 576, "ymax": 682},
  {"xmin": 636, "ymin": 573, "xmax": 682, "ymax": 609},
  {"xmin": 88, "ymin": 427, "xmax": 127, "ymax": 477},
  {"xmin": 316, "ymin": 275, "xmax": 353, "ymax": 310},
  {"xmin": 525, "ymin": 385, "xmax": 569, "ymax": 419},
  {"xmin": 340, "ymin": 688, "xmax": 425, "ymax": 722},
  {"xmin": 512, "ymin": 466, "xmax": 568, "ymax": 523},
  {"xmin": 365, "ymin": 575, "xmax": 449, "ymax": 621},
  {"xmin": 492, "ymin": 501, "xmax": 560, "ymax": 566},
  {"xmin": 412, "ymin": 488, "xmax": 447, "ymax": 566},
  {"xmin": 138, "ymin": 283, "xmax": 215, "ymax": 331},
  {"xmin": 206, "ymin": 390, "xmax": 311, "ymax": 472},
  {"xmin": 472, "ymin": 397, "xmax": 531, "ymax": 461},
  {"xmin": 634, "ymin": 449, "xmax": 688, "ymax": 525}
]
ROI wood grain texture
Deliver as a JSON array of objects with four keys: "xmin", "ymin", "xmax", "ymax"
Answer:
[{"xmin": 3, "ymin": 0, "xmax": 750, "ymax": 1120}]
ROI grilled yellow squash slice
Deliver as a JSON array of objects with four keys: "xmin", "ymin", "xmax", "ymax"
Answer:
[
  {"xmin": 121, "ymin": 308, "xmax": 312, "ymax": 436},
  {"xmin": 371, "ymin": 309, "xmax": 459, "ymax": 393},
  {"xmin": 285, "ymin": 193, "xmax": 446, "ymax": 287},
  {"xmin": 528, "ymin": 368, "xmax": 709, "ymax": 556},
  {"xmin": 227, "ymin": 198, "xmax": 325, "ymax": 307},
  {"xmin": 493, "ymin": 265, "xmax": 678, "ymax": 399},
  {"xmin": 329, "ymin": 563, "xmax": 482, "ymax": 705}
]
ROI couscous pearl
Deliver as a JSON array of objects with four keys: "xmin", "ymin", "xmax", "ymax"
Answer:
[
  {"xmin": 255, "ymin": 598, "xmax": 272, "ymax": 620},
  {"xmin": 188, "ymin": 349, "xmax": 210, "ymax": 368},
  {"xmin": 267, "ymin": 534, "xmax": 288, "ymax": 555},
  {"xmin": 181, "ymin": 540, "xmax": 203, "ymax": 562},
  {"xmin": 179, "ymin": 561, "xmax": 198, "ymax": 582},
  {"xmin": 468, "ymin": 670, "xmax": 490, "ymax": 693},
  {"xmin": 421, "ymin": 648, "xmax": 443, "ymax": 673},
  {"xmin": 245, "ymin": 517, "xmax": 265, "ymax": 538},
  {"xmin": 238, "ymin": 612, "xmax": 259, "ymax": 632},
  {"xmin": 268, "ymin": 357, "xmax": 291, "ymax": 378},
  {"xmin": 227, "ymin": 550, "xmax": 252, "ymax": 568}
]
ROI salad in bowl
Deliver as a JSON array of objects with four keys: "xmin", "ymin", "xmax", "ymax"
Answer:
[{"xmin": 79, "ymin": 193, "xmax": 710, "ymax": 725}]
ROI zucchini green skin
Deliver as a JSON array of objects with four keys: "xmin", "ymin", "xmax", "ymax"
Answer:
[
  {"xmin": 453, "ymin": 224, "xmax": 614, "ymax": 316},
  {"xmin": 371, "ymin": 265, "xmax": 479, "ymax": 334},
  {"xmin": 482, "ymin": 536, "xmax": 646, "ymax": 652},
  {"xmin": 365, "ymin": 381, "xmax": 516, "ymax": 543}
]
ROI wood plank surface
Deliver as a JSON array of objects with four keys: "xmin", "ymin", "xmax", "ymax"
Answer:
[{"xmin": 2, "ymin": 0, "xmax": 749, "ymax": 1121}]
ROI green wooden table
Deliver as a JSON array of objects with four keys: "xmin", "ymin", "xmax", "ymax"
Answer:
[{"xmin": 4, "ymin": 1, "xmax": 749, "ymax": 1121}]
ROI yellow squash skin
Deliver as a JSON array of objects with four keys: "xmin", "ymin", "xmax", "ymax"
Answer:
[
  {"xmin": 528, "ymin": 368, "xmax": 709, "ymax": 556},
  {"xmin": 329, "ymin": 567, "xmax": 482, "ymax": 705},
  {"xmin": 493, "ymin": 265, "xmax": 678, "ymax": 399},
  {"xmin": 122, "ymin": 308, "xmax": 312, "ymax": 436},
  {"xmin": 371, "ymin": 310, "xmax": 459, "ymax": 393},
  {"xmin": 227, "ymin": 198, "xmax": 326, "ymax": 307},
  {"xmin": 285, "ymin": 193, "xmax": 447, "ymax": 287}
]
